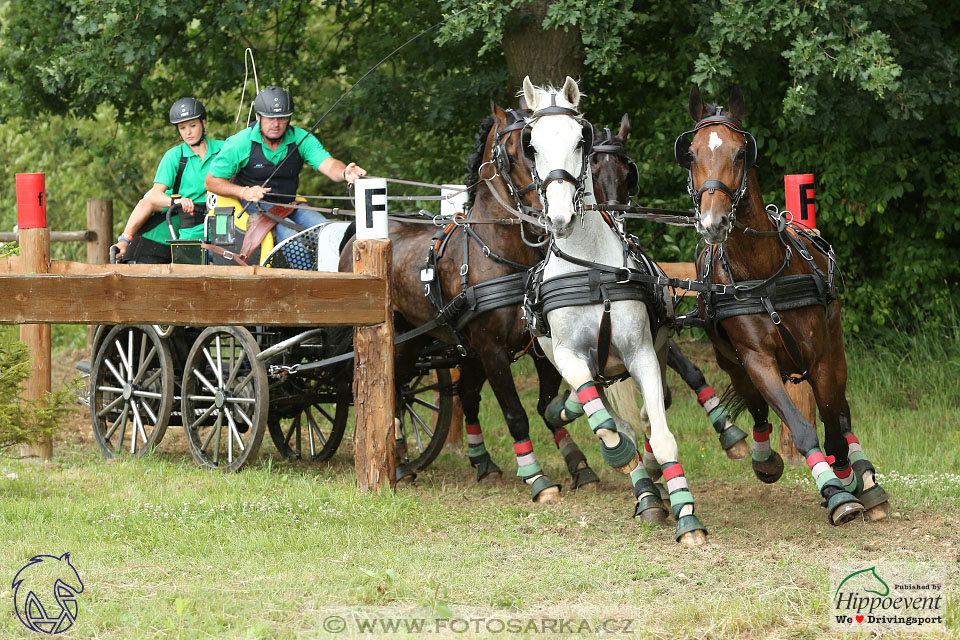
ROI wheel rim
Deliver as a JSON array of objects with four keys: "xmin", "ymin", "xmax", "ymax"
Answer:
[
  {"xmin": 267, "ymin": 380, "xmax": 349, "ymax": 462},
  {"xmin": 182, "ymin": 327, "xmax": 267, "ymax": 471},
  {"xmin": 90, "ymin": 325, "xmax": 173, "ymax": 457},
  {"xmin": 396, "ymin": 367, "xmax": 452, "ymax": 470}
]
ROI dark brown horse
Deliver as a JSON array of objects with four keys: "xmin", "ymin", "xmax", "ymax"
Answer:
[
  {"xmin": 589, "ymin": 117, "xmax": 752, "ymax": 472},
  {"xmin": 341, "ymin": 102, "xmax": 601, "ymax": 500},
  {"xmin": 677, "ymin": 84, "xmax": 889, "ymax": 525}
]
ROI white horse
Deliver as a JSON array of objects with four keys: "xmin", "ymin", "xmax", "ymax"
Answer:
[{"xmin": 522, "ymin": 76, "xmax": 706, "ymax": 546}]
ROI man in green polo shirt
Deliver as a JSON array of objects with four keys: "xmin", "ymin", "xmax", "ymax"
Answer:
[
  {"xmin": 114, "ymin": 98, "xmax": 224, "ymax": 263},
  {"xmin": 205, "ymin": 86, "xmax": 365, "ymax": 246}
]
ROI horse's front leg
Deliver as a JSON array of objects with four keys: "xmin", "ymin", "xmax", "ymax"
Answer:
[
  {"xmin": 740, "ymin": 349, "xmax": 865, "ymax": 526},
  {"xmin": 627, "ymin": 331, "xmax": 707, "ymax": 546},
  {"xmin": 533, "ymin": 352, "xmax": 600, "ymax": 491}
]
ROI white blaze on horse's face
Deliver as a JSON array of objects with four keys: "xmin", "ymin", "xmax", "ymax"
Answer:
[{"xmin": 522, "ymin": 75, "xmax": 584, "ymax": 240}]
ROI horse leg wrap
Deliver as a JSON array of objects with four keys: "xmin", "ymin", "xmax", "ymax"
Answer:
[
  {"xmin": 600, "ymin": 434, "xmax": 638, "ymax": 470},
  {"xmin": 470, "ymin": 451, "xmax": 502, "ymax": 482},
  {"xmin": 545, "ymin": 390, "xmax": 583, "ymax": 428},
  {"xmin": 661, "ymin": 461, "xmax": 695, "ymax": 520},
  {"xmin": 632, "ymin": 467, "xmax": 668, "ymax": 519},
  {"xmin": 576, "ymin": 382, "xmax": 616, "ymax": 434},
  {"xmin": 674, "ymin": 514, "xmax": 707, "ymax": 541},
  {"xmin": 641, "ymin": 437, "xmax": 662, "ymax": 481},
  {"xmin": 752, "ymin": 422, "xmax": 773, "ymax": 462},
  {"xmin": 808, "ymin": 449, "xmax": 861, "ymax": 521},
  {"xmin": 527, "ymin": 474, "xmax": 561, "ymax": 502},
  {"xmin": 556, "ymin": 436, "xmax": 599, "ymax": 489},
  {"xmin": 832, "ymin": 462, "xmax": 860, "ymax": 495}
]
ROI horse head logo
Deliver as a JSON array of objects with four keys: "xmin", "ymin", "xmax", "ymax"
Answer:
[
  {"xmin": 835, "ymin": 566, "xmax": 890, "ymax": 599},
  {"xmin": 12, "ymin": 552, "xmax": 84, "ymax": 634}
]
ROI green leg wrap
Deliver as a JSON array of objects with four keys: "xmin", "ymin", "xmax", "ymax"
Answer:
[
  {"xmin": 470, "ymin": 451, "xmax": 501, "ymax": 482},
  {"xmin": 718, "ymin": 424, "xmax": 749, "ymax": 450},
  {"xmin": 564, "ymin": 449, "xmax": 599, "ymax": 489},
  {"xmin": 675, "ymin": 514, "xmax": 707, "ymax": 541},
  {"xmin": 600, "ymin": 435, "xmax": 638, "ymax": 469},
  {"xmin": 708, "ymin": 406, "xmax": 730, "ymax": 434},
  {"xmin": 528, "ymin": 474, "xmax": 560, "ymax": 501},
  {"xmin": 668, "ymin": 489, "xmax": 695, "ymax": 520},
  {"xmin": 564, "ymin": 394, "xmax": 584, "ymax": 419},
  {"xmin": 856, "ymin": 484, "xmax": 889, "ymax": 510}
]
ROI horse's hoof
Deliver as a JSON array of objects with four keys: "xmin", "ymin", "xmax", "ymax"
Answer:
[
  {"xmin": 752, "ymin": 451, "xmax": 784, "ymax": 484},
  {"xmin": 678, "ymin": 529, "xmax": 708, "ymax": 547},
  {"xmin": 535, "ymin": 486, "xmax": 561, "ymax": 503},
  {"xmin": 864, "ymin": 500, "xmax": 890, "ymax": 523},
  {"xmin": 395, "ymin": 464, "xmax": 417, "ymax": 485},
  {"xmin": 724, "ymin": 438, "xmax": 751, "ymax": 460},
  {"xmin": 634, "ymin": 494, "xmax": 669, "ymax": 525},
  {"xmin": 830, "ymin": 500, "xmax": 865, "ymax": 526},
  {"xmin": 613, "ymin": 457, "xmax": 639, "ymax": 475},
  {"xmin": 571, "ymin": 466, "xmax": 600, "ymax": 491},
  {"xmin": 479, "ymin": 470, "xmax": 502, "ymax": 483}
]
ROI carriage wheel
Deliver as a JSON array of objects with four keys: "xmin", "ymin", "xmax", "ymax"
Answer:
[
  {"xmin": 267, "ymin": 380, "xmax": 350, "ymax": 462},
  {"xmin": 181, "ymin": 327, "xmax": 268, "ymax": 472},
  {"xmin": 90, "ymin": 325, "xmax": 174, "ymax": 458},
  {"xmin": 396, "ymin": 367, "xmax": 453, "ymax": 470}
]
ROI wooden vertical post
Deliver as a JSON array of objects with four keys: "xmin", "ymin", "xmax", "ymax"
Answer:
[
  {"xmin": 16, "ymin": 173, "xmax": 52, "ymax": 461},
  {"xmin": 445, "ymin": 367, "xmax": 464, "ymax": 449},
  {"xmin": 352, "ymin": 239, "xmax": 396, "ymax": 492},
  {"xmin": 86, "ymin": 198, "xmax": 113, "ymax": 348},
  {"xmin": 780, "ymin": 382, "xmax": 815, "ymax": 464}
]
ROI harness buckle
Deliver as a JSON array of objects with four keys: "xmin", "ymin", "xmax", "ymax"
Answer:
[
  {"xmin": 603, "ymin": 299, "xmax": 611, "ymax": 312},
  {"xmin": 482, "ymin": 246, "xmax": 491, "ymax": 258},
  {"xmin": 460, "ymin": 264, "xmax": 469, "ymax": 277},
  {"xmin": 770, "ymin": 311, "xmax": 783, "ymax": 325},
  {"xmin": 457, "ymin": 344, "xmax": 468, "ymax": 357},
  {"xmin": 223, "ymin": 250, "xmax": 235, "ymax": 260}
]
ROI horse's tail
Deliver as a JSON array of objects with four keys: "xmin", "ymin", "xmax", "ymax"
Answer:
[{"xmin": 606, "ymin": 378, "xmax": 647, "ymax": 433}]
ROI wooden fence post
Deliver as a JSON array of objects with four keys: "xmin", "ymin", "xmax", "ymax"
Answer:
[
  {"xmin": 86, "ymin": 198, "xmax": 112, "ymax": 348},
  {"xmin": 352, "ymin": 238, "xmax": 396, "ymax": 492},
  {"xmin": 780, "ymin": 382, "xmax": 814, "ymax": 464},
  {"xmin": 16, "ymin": 173, "xmax": 52, "ymax": 461}
]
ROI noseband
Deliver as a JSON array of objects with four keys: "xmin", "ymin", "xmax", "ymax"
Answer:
[{"xmin": 675, "ymin": 110, "xmax": 757, "ymax": 235}]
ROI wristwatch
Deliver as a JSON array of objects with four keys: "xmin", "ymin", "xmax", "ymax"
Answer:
[{"xmin": 117, "ymin": 232, "xmax": 133, "ymax": 244}]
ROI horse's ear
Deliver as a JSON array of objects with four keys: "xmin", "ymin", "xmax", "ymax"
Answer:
[
  {"xmin": 491, "ymin": 100, "xmax": 508, "ymax": 124},
  {"xmin": 561, "ymin": 76, "xmax": 580, "ymax": 109},
  {"xmin": 688, "ymin": 84, "xmax": 706, "ymax": 122},
  {"xmin": 728, "ymin": 84, "xmax": 746, "ymax": 122},
  {"xmin": 618, "ymin": 114, "xmax": 630, "ymax": 140},
  {"xmin": 522, "ymin": 76, "xmax": 538, "ymax": 112}
]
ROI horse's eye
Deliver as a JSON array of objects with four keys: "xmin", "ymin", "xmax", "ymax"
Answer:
[{"xmin": 736, "ymin": 148, "xmax": 745, "ymax": 159}]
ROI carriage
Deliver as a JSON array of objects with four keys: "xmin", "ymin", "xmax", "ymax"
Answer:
[{"xmin": 78, "ymin": 198, "xmax": 458, "ymax": 472}]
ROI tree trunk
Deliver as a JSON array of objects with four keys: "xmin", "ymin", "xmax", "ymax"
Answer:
[{"xmin": 501, "ymin": 0, "xmax": 585, "ymax": 99}]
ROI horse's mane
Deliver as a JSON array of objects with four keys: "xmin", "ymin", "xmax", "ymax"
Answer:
[{"xmin": 464, "ymin": 114, "xmax": 495, "ymax": 212}]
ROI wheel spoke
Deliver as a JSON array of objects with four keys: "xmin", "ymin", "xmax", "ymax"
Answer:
[
  {"xmin": 113, "ymin": 404, "xmax": 130, "ymax": 454},
  {"xmin": 315, "ymin": 404, "xmax": 335, "ymax": 423},
  {"xmin": 130, "ymin": 402, "xmax": 147, "ymax": 452},
  {"xmin": 197, "ymin": 408, "xmax": 219, "ymax": 449},
  {"xmin": 203, "ymin": 345, "xmax": 224, "ymax": 388},
  {"xmin": 96, "ymin": 392, "xmax": 125, "ymax": 418},
  {"xmin": 229, "ymin": 370, "xmax": 256, "ymax": 397},
  {"xmin": 132, "ymin": 348, "xmax": 158, "ymax": 385},
  {"xmin": 139, "ymin": 396, "xmax": 159, "ymax": 424},
  {"xmin": 104, "ymin": 402, "xmax": 127, "ymax": 441},
  {"xmin": 232, "ymin": 403, "xmax": 255, "ymax": 431},
  {"xmin": 222, "ymin": 347, "xmax": 246, "ymax": 391},
  {"xmin": 104, "ymin": 359, "xmax": 127, "ymax": 387},
  {"xmin": 225, "ymin": 410, "xmax": 245, "ymax": 453},
  {"xmin": 192, "ymin": 368, "xmax": 219, "ymax": 395},
  {"xmin": 139, "ymin": 368, "xmax": 162, "ymax": 389},
  {"xmin": 212, "ymin": 412, "xmax": 223, "ymax": 464},
  {"xmin": 132, "ymin": 390, "xmax": 163, "ymax": 400},
  {"xmin": 411, "ymin": 396, "xmax": 440, "ymax": 412},
  {"xmin": 307, "ymin": 408, "xmax": 328, "ymax": 446},
  {"xmin": 283, "ymin": 418, "xmax": 299, "ymax": 448}
]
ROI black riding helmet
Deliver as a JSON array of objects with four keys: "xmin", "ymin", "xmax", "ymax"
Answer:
[
  {"xmin": 254, "ymin": 86, "xmax": 294, "ymax": 118},
  {"xmin": 169, "ymin": 97, "xmax": 206, "ymax": 124}
]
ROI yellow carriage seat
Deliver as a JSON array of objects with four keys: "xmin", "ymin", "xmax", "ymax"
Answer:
[{"xmin": 202, "ymin": 193, "xmax": 278, "ymax": 266}]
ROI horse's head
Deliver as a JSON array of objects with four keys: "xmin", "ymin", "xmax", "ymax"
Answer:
[
  {"xmin": 489, "ymin": 100, "xmax": 537, "ymax": 204},
  {"xmin": 676, "ymin": 84, "xmax": 757, "ymax": 245},
  {"xmin": 521, "ymin": 75, "xmax": 592, "ymax": 239},
  {"xmin": 590, "ymin": 114, "xmax": 638, "ymax": 206}
]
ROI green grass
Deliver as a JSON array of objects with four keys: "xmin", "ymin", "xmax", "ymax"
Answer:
[{"xmin": 0, "ymin": 333, "xmax": 958, "ymax": 638}]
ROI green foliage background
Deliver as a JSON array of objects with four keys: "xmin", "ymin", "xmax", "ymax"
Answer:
[{"xmin": 0, "ymin": 0, "xmax": 956, "ymax": 339}]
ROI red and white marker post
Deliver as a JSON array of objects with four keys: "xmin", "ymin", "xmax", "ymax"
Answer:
[{"xmin": 16, "ymin": 173, "xmax": 53, "ymax": 461}]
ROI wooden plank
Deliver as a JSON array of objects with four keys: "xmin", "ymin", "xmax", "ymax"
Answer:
[
  {"xmin": 19, "ymin": 227, "xmax": 52, "ymax": 461},
  {"xmin": 0, "ymin": 270, "xmax": 386, "ymax": 326},
  {"xmin": 0, "ymin": 231, "xmax": 92, "ymax": 243},
  {"xmin": 352, "ymin": 239, "xmax": 396, "ymax": 492}
]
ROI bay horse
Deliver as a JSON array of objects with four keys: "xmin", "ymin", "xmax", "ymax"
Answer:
[
  {"xmin": 340, "ymin": 101, "xmax": 602, "ymax": 501},
  {"xmin": 589, "ymin": 118, "xmax": 752, "ymax": 469},
  {"xmin": 677, "ymin": 84, "xmax": 889, "ymax": 524},
  {"xmin": 522, "ymin": 75, "xmax": 707, "ymax": 545}
]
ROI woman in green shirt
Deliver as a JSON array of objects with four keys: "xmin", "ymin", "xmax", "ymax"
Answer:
[{"xmin": 114, "ymin": 98, "xmax": 224, "ymax": 263}]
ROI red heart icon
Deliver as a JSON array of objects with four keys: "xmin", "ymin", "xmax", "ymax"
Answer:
[{"xmin": 856, "ymin": 615, "xmax": 864, "ymax": 623}]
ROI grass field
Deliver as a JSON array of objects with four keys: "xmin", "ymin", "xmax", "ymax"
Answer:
[{"xmin": 1, "ymin": 332, "xmax": 958, "ymax": 639}]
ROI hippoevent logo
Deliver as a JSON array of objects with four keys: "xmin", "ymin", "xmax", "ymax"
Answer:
[
  {"xmin": 831, "ymin": 563, "xmax": 943, "ymax": 632},
  {"xmin": 12, "ymin": 553, "xmax": 84, "ymax": 634}
]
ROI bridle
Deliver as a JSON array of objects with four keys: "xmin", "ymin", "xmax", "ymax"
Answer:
[
  {"xmin": 520, "ymin": 93, "xmax": 594, "ymax": 221},
  {"xmin": 675, "ymin": 108, "xmax": 757, "ymax": 236},
  {"xmin": 590, "ymin": 128, "xmax": 639, "ymax": 205}
]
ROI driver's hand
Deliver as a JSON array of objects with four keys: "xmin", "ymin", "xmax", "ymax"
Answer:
[{"xmin": 178, "ymin": 197, "xmax": 195, "ymax": 214}]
